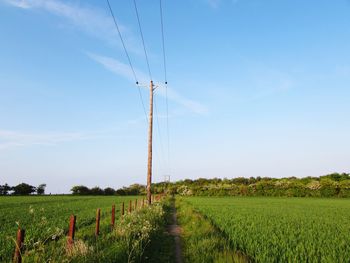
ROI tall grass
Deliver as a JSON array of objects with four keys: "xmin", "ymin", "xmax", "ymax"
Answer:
[
  {"xmin": 0, "ymin": 195, "xmax": 136, "ymax": 260},
  {"xmin": 0, "ymin": 196, "xmax": 168, "ymax": 263}
]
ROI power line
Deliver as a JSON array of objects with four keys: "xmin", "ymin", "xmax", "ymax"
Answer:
[
  {"xmin": 159, "ymin": 0, "xmax": 170, "ymax": 171},
  {"xmin": 107, "ymin": 0, "xmax": 170, "ymax": 201},
  {"xmin": 106, "ymin": 0, "xmax": 148, "ymax": 122},
  {"xmin": 165, "ymin": 84, "xmax": 170, "ymax": 171},
  {"xmin": 133, "ymin": 0, "xmax": 153, "ymax": 81},
  {"xmin": 159, "ymin": 0, "xmax": 167, "ymax": 83},
  {"xmin": 154, "ymin": 95, "xmax": 166, "ymax": 169},
  {"xmin": 106, "ymin": 0, "xmax": 137, "ymax": 84}
]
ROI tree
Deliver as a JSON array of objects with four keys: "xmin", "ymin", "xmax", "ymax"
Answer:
[
  {"xmin": 0, "ymin": 183, "xmax": 12, "ymax": 195},
  {"xmin": 71, "ymin": 185, "xmax": 90, "ymax": 195},
  {"xmin": 115, "ymin": 188, "xmax": 126, "ymax": 196},
  {"xmin": 90, "ymin": 186, "xmax": 104, "ymax": 195},
  {"xmin": 12, "ymin": 183, "xmax": 36, "ymax": 195},
  {"xmin": 128, "ymin": 184, "xmax": 146, "ymax": 195},
  {"xmin": 104, "ymin": 187, "xmax": 115, "ymax": 195},
  {"xmin": 37, "ymin": 184, "xmax": 46, "ymax": 195}
]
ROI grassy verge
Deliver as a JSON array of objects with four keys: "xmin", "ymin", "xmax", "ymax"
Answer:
[
  {"xmin": 176, "ymin": 197, "xmax": 250, "ymax": 263},
  {"xmin": 142, "ymin": 198, "xmax": 175, "ymax": 263},
  {"xmin": 18, "ymin": 199, "xmax": 173, "ymax": 263},
  {"xmin": 0, "ymin": 196, "xmax": 136, "ymax": 261}
]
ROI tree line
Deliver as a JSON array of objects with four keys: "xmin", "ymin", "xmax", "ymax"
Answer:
[
  {"xmin": 3, "ymin": 173, "xmax": 349, "ymax": 197},
  {"xmin": 70, "ymin": 184, "xmax": 146, "ymax": 195},
  {"xmin": 0, "ymin": 183, "xmax": 46, "ymax": 195},
  {"xmin": 151, "ymin": 172, "xmax": 350, "ymax": 198},
  {"xmin": 71, "ymin": 172, "xmax": 350, "ymax": 198}
]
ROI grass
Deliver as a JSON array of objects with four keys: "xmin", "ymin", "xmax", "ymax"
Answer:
[
  {"xmin": 185, "ymin": 197, "xmax": 350, "ymax": 262},
  {"xmin": 0, "ymin": 195, "xmax": 143, "ymax": 262},
  {"xmin": 176, "ymin": 197, "xmax": 249, "ymax": 263},
  {"xmin": 4, "ymin": 195, "xmax": 348, "ymax": 262},
  {"xmin": 142, "ymin": 197, "xmax": 175, "ymax": 263}
]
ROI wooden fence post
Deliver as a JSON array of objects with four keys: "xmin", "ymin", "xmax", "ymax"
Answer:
[
  {"xmin": 111, "ymin": 205, "xmax": 115, "ymax": 230},
  {"xmin": 135, "ymin": 199, "xmax": 138, "ymax": 210},
  {"xmin": 121, "ymin": 202, "xmax": 125, "ymax": 216},
  {"xmin": 67, "ymin": 215, "xmax": 76, "ymax": 247},
  {"xmin": 142, "ymin": 198, "xmax": 144, "ymax": 208},
  {"xmin": 13, "ymin": 228, "xmax": 25, "ymax": 263},
  {"xmin": 95, "ymin": 208, "xmax": 101, "ymax": 236},
  {"xmin": 129, "ymin": 200, "xmax": 132, "ymax": 213}
]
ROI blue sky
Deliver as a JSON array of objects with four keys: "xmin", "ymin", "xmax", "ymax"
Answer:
[{"xmin": 0, "ymin": 0, "xmax": 349, "ymax": 193}]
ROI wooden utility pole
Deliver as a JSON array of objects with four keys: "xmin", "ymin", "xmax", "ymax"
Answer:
[{"xmin": 147, "ymin": 80, "xmax": 154, "ymax": 205}]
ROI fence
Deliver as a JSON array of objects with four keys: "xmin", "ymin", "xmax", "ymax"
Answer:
[{"xmin": 12, "ymin": 194, "xmax": 165, "ymax": 263}]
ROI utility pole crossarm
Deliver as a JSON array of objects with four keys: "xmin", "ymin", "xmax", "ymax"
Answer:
[{"xmin": 137, "ymin": 82, "xmax": 162, "ymax": 90}]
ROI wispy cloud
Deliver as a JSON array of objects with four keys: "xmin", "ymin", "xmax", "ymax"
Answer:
[
  {"xmin": 3, "ymin": 0, "xmax": 140, "ymax": 53},
  {"xmin": 4, "ymin": 0, "xmax": 30, "ymax": 8},
  {"xmin": 0, "ymin": 129, "xmax": 87, "ymax": 150},
  {"xmin": 205, "ymin": 0, "xmax": 240, "ymax": 9},
  {"xmin": 207, "ymin": 0, "xmax": 221, "ymax": 8},
  {"xmin": 86, "ymin": 52, "xmax": 147, "ymax": 83},
  {"xmin": 0, "ymin": 118, "xmax": 144, "ymax": 150},
  {"xmin": 87, "ymin": 52, "xmax": 207, "ymax": 114},
  {"xmin": 248, "ymin": 68, "xmax": 294, "ymax": 100},
  {"xmin": 4, "ymin": 0, "xmax": 207, "ymax": 114}
]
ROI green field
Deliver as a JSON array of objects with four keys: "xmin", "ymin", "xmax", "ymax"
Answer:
[
  {"xmin": 185, "ymin": 197, "xmax": 350, "ymax": 262},
  {"xmin": 0, "ymin": 195, "xmax": 138, "ymax": 261},
  {"xmin": 2, "ymin": 195, "xmax": 350, "ymax": 262}
]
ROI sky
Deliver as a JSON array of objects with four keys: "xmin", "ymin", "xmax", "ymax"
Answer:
[{"xmin": 0, "ymin": 0, "xmax": 349, "ymax": 194}]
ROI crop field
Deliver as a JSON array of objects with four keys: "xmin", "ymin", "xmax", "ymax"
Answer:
[
  {"xmin": 185, "ymin": 197, "xmax": 350, "ymax": 262},
  {"xmin": 2, "ymin": 195, "xmax": 350, "ymax": 262},
  {"xmin": 0, "ymin": 195, "xmax": 137, "ymax": 261}
]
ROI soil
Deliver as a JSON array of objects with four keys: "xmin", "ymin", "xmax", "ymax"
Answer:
[{"xmin": 167, "ymin": 202, "xmax": 183, "ymax": 263}]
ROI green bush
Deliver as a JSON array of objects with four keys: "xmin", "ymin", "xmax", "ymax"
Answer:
[{"xmin": 152, "ymin": 173, "xmax": 350, "ymax": 198}]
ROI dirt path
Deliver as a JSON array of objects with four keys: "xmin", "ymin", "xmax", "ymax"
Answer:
[{"xmin": 167, "ymin": 201, "xmax": 183, "ymax": 263}]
